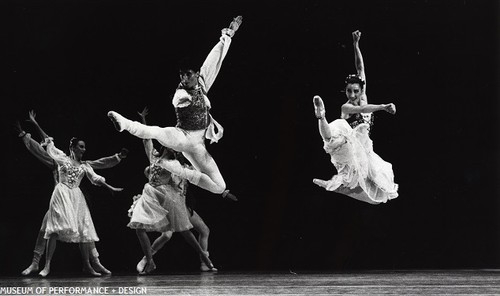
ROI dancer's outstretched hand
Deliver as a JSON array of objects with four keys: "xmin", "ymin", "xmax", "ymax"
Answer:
[
  {"xmin": 137, "ymin": 107, "xmax": 149, "ymax": 121},
  {"xmin": 385, "ymin": 103, "xmax": 396, "ymax": 114},
  {"xmin": 26, "ymin": 110, "xmax": 38, "ymax": 125},
  {"xmin": 352, "ymin": 30, "xmax": 361, "ymax": 43}
]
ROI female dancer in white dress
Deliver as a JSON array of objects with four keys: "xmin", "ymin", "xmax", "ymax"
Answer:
[
  {"xmin": 312, "ymin": 95, "xmax": 398, "ymax": 204},
  {"xmin": 15, "ymin": 114, "xmax": 127, "ymax": 276},
  {"xmin": 107, "ymin": 16, "xmax": 242, "ymax": 199},
  {"xmin": 127, "ymin": 108, "xmax": 215, "ymax": 274},
  {"xmin": 27, "ymin": 113, "xmax": 123, "ymax": 277}
]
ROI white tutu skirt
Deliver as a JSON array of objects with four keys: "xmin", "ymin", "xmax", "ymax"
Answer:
[
  {"xmin": 161, "ymin": 185, "xmax": 193, "ymax": 232},
  {"xmin": 314, "ymin": 119, "xmax": 398, "ymax": 204},
  {"xmin": 128, "ymin": 183, "xmax": 170, "ymax": 232},
  {"xmin": 44, "ymin": 183, "xmax": 99, "ymax": 242}
]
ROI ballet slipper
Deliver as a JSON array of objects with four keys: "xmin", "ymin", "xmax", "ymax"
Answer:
[
  {"xmin": 21, "ymin": 262, "xmax": 39, "ymax": 276},
  {"xmin": 139, "ymin": 260, "xmax": 156, "ymax": 275},
  {"xmin": 90, "ymin": 258, "xmax": 111, "ymax": 275},
  {"xmin": 222, "ymin": 189, "xmax": 238, "ymax": 202},
  {"xmin": 200, "ymin": 251, "xmax": 217, "ymax": 272},
  {"xmin": 83, "ymin": 265, "xmax": 102, "ymax": 277},
  {"xmin": 313, "ymin": 96, "xmax": 326, "ymax": 119},
  {"xmin": 136, "ymin": 256, "xmax": 147, "ymax": 273},
  {"xmin": 38, "ymin": 266, "xmax": 50, "ymax": 277},
  {"xmin": 313, "ymin": 178, "xmax": 328, "ymax": 188},
  {"xmin": 107, "ymin": 111, "xmax": 126, "ymax": 132}
]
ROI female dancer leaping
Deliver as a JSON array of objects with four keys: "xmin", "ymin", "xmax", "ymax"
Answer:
[
  {"xmin": 312, "ymin": 95, "xmax": 398, "ymax": 204},
  {"xmin": 27, "ymin": 112, "xmax": 123, "ymax": 276},
  {"xmin": 107, "ymin": 15, "xmax": 242, "ymax": 200}
]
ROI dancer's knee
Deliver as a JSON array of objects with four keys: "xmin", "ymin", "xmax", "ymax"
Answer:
[{"xmin": 160, "ymin": 231, "xmax": 173, "ymax": 241}]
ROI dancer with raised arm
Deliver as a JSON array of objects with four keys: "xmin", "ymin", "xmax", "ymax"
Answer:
[
  {"xmin": 15, "ymin": 118, "xmax": 128, "ymax": 276},
  {"xmin": 26, "ymin": 111, "xmax": 123, "ymax": 277},
  {"xmin": 341, "ymin": 30, "xmax": 380, "ymax": 131},
  {"xmin": 312, "ymin": 95, "xmax": 398, "ymax": 204},
  {"xmin": 107, "ymin": 16, "xmax": 242, "ymax": 200},
  {"xmin": 127, "ymin": 108, "xmax": 216, "ymax": 274}
]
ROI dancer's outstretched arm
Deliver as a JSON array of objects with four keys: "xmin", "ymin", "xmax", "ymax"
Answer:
[
  {"xmin": 137, "ymin": 107, "xmax": 154, "ymax": 161},
  {"xmin": 86, "ymin": 148, "xmax": 128, "ymax": 170},
  {"xmin": 26, "ymin": 110, "xmax": 50, "ymax": 140},
  {"xmin": 84, "ymin": 164, "xmax": 123, "ymax": 193},
  {"xmin": 352, "ymin": 30, "xmax": 368, "ymax": 105},
  {"xmin": 15, "ymin": 121, "xmax": 56, "ymax": 169},
  {"xmin": 352, "ymin": 30, "xmax": 366, "ymax": 84},
  {"xmin": 200, "ymin": 15, "xmax": 242, "ymax": 93},
  {"xmin": 341, "ymin": 102, "xmax": 396, "ymax": 115}
]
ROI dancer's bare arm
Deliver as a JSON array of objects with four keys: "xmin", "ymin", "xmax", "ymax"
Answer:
[
  {"xmin": 341, "ymin": 102, "xmax": 396, "ymax": 115},
  {"xmin": 26, "ymin": 110, "xmax": 50, "ymax": 140},
  {"xmin": 352, "ymin": 30, "xmax": 366, "ymax": 83},
  {"xmin": 137, "ymin": 107, "xmax": 154, "ymax": 162},
  {"xmin": 14, "ymin": 120, "xmax": 56, "ymax": 169}
]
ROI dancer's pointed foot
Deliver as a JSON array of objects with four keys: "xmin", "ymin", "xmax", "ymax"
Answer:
[
  {"xmin": 21, "ymin": 263, "xmax": 39, "ymax": 276},
  {"xmin": 313, "ymin": 96, "xmax": 326, "ymax": 119},
  {"xmin": 83, "ymin": 265, "xmax": 102, "ymax": 277},
  {"xmin": 313, "ymin": 178, "xmax": 328, "ymax": 188},
  {"xmin": 139, "ymin": 259, "xmax": 156, "ymax": 275},
  {"xmin": 222, "ymin": 189, "xmax": 238, "ymax": 202},
  {"xmin": 38, "ymin": 266, "xmax": 50, "ymax": 277},
  {"xmin": 200, "ymin": 251, "xmax": 217, "ymax": 272},
  {"xmin": 91, "ymin": 258, "xmax": 111, "ymax": 275},
  {"xmin": 107, "ymin": 111, "xmax": 125, "ymax": 132},
  {"xmin": 136, "ymin": 256, "xmax": 147, "ymax": 273}
]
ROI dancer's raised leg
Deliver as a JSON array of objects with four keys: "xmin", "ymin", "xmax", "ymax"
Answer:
[{"xmin": 313, "ymin": 95, "xmax": 332, "ymax": 141}]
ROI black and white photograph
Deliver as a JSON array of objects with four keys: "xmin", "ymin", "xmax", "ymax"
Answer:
[{"xmin": 2, "ymin": 0, "xmax": 499, "ymax": 295}]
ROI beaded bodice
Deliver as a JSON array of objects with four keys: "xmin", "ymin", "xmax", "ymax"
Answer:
[
  {"xmin": 148, "ymin": 162, "xmax": 170, "ymax": 187},
  {"xmin": 58, "ymin": 162, "xmax": 85, "ymax": 188},
  {"xmin": 346, "ymin": 113, "xmax": 374, "ymax": 131},
  {"xmin": 175, "ymin": 86, "xmax": 210, "ymax": 131}
]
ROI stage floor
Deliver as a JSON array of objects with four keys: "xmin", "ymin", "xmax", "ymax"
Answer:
[{"xmin": 2, "ymin": 270, "xmax": 500, "ymax": 295}]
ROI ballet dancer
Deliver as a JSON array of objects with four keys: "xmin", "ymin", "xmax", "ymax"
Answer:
[
  {"xmin": 127, "ymin": 108, "xmax": 216, "ymax": 274},
  {"xmin": 26, "ymin": 111, "xmax": 123, "ymax": 276},
  {"xmin": 107, "ymin": 15, "xmax": 242, "ymax": 200},
  {"xmin": 15, "ymin": 119, "xmax": 128, "ymax": 276},
  {"xmin": 312, "ymin": 95, "xmax": 398, "ymax": 204}
]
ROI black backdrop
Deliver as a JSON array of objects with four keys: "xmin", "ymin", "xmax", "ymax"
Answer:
[{"xmin": 2, "ymin": 0, "xmax": 499, "ymax": 276}]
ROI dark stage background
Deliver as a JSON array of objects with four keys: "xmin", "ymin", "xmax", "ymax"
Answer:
[{"xmin": 2, "ymin": 0, "xmax": 499, "ymax": 276}]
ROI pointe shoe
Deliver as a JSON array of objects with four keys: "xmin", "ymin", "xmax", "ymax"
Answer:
[
  {"xmin": 222, "ymin": 189, "xmax": 238, "ymax": 202},
  {"xmin": 313, "ymin": 178, "xmax": 328, "ymax": 188},
  {"xmin": 107, "ymin": 111, "xmax": 126, "ymax": 132},
  {"xmin": 313, "ymin": 96, "xmax": 325, "ymax": 119},
  {"xmin": 136, "ymin": 256, "xmax": 147, "ymax": 273},
  {"xmin": 91, "ymin": 258, "xmax": 111, "ymax": 275},
  {"xmin": 21, "ymin": 263, "xmax": 39, "ymax": 276},
  {"xmin": 139, "ymin": 260, "xmax": 156, "ymax": 275},
  {"xmin": 200, "ymin": 252, "xmax": 217, "ymax": 272},
  {"xmin": 38, "ymin": 267, "xmax": 50, "ymax": 277},
  {"xmin": 83, "ymin": 266, "xmax": 102, "ymax": 277}
]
